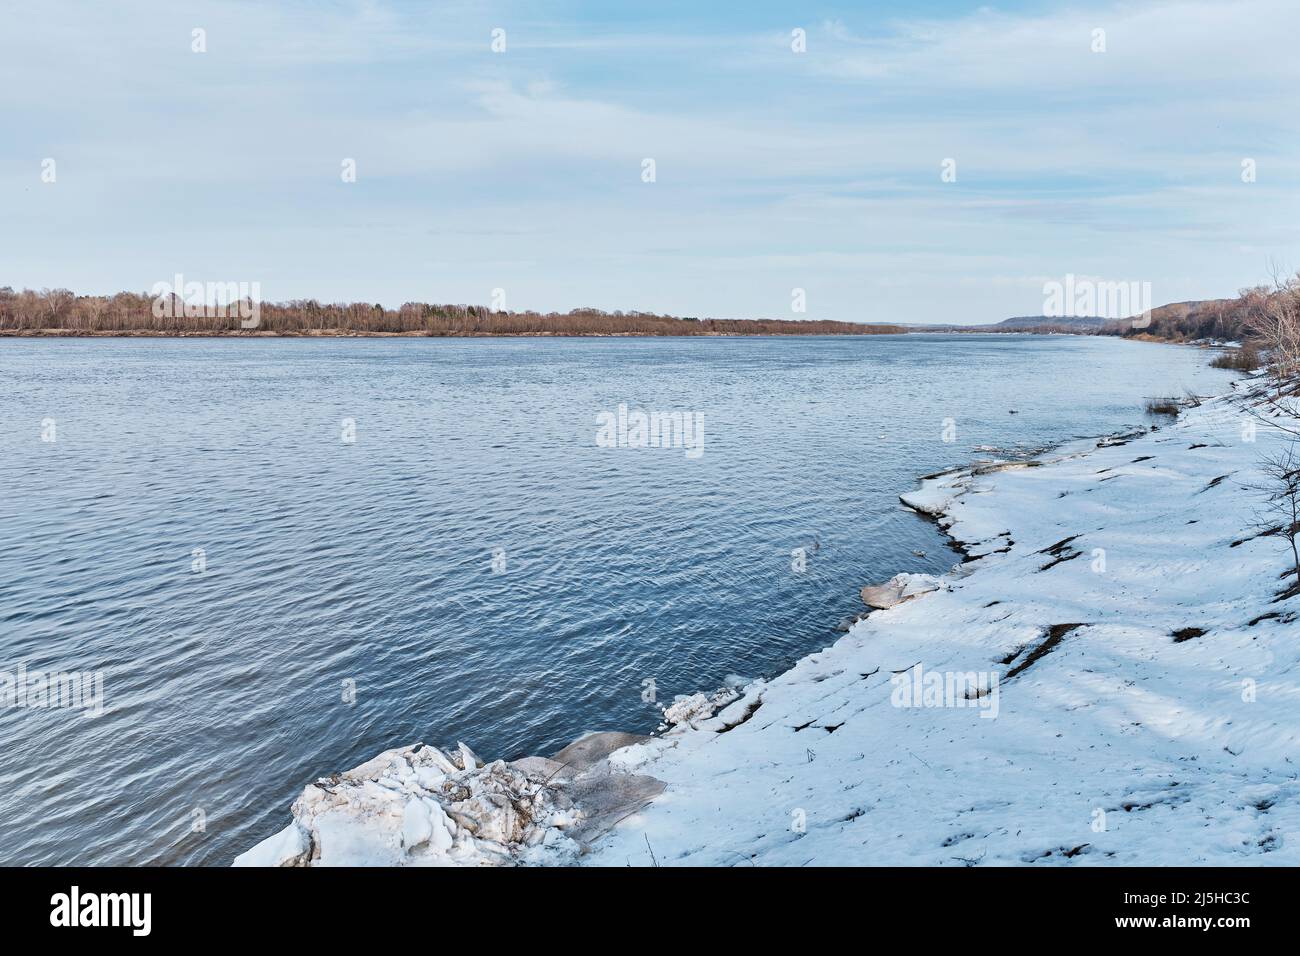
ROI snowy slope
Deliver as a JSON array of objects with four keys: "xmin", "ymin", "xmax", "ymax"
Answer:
[{"xmin": 585, "ymin": 386, "xmax": 1300, "ymax": 866}]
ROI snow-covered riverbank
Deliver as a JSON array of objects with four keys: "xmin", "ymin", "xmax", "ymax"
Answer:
[{"xmin": 238, "ymin": 378, "xmax": 1300, "ymax": 866}]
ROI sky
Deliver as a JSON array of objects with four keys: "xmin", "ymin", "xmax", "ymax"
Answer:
[{"xmin": 2, "ymin": 0, "xmax": 1298, "ymax": 325}]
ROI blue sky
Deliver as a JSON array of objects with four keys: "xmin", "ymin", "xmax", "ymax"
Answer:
[{"xmin": 3, "ymin": 0, "xmax": 1298, "ymax": 324}]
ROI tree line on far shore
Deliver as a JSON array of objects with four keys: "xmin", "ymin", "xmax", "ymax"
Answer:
[
  {"xmin": 0, "ymin": 287, "xmax": 907, "ymax": 337},
  {"xmin": 4, "ymin": 277, "xmax": 1296, "ymax": 355}
]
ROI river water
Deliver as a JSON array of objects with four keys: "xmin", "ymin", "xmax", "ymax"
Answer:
[{"xmin": 0, "ymin": 334, "xmax": 1232, "ymax": 864}]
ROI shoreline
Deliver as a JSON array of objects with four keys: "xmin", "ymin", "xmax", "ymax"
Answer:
[
  {"xmin": 0, "ymin": 330, "xmax": 887, "ymax": 339},
  {"xmin": 0, "ymin": 329, "xmax": 1144, "ymax": 340},
  {"xmin": 237, "ymin": 371, "xmax": 1299, "ymax": 867},
  {"xmin": 1, "ymin": 329, "xmax": 1239, "ymax": 349}
]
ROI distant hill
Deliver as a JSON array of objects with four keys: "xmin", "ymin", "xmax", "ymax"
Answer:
[
  {"xmin": 994, "ymin": 315, "xmax": 1110, "ymax": 330},
  {"xmin": 910, "ymin": 301, "xmax": 1248, "ymax": 338},
  {"xmin": 1098, "ymin": 299, "xmax": 1242, "ymax": 340},
  {"xmin": 906, "ymin": 314, "xmax": 1118, "ymax": 333}
]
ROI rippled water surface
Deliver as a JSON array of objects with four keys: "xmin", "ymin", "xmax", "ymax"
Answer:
[{"xmin": 0, "ymin": 334, "xmax": 1232, "ymax": 864}]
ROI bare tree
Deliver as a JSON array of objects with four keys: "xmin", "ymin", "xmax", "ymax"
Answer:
[
  {"xmin": 1246, "ymin": 266, "xmax": 1300, "ymax": 388},
  {"xmin": 37, "ymin": 287, "xmax": 75, "ymax": 325},
  {"xmin": 1253, "ymin": 440, "xmax": 1300, "ymax": 592}
]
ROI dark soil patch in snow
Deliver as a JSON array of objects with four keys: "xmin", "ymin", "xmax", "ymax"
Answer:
[
  {"xmin": 1024, "ymin": 843, "xmax": 1091, "ymax": 862},
  {"xmin": 1038, "ymin": 535, "xmax": 1080, "ymax": 556},
  {"xmin": 1113, "ymin": 784, "xmax": 1191, "ymax": 815},
  {"xmin": 1004, "ymin": 624, "xmax": 1088, "ymax": 680},
  {"xmin": 978, "ymin": 533, "xmax": 1015, "ymax": 556},
  {"xmin": 1098, "ymin": 429, "xmax": 1146, "ymax": 449},
  {"xmin": 1171, "ymin": 627, "xmax": 1206, "ymax": 643},
  {"xmin": 1199, "ymin": 473, "xmax": 1232, "ymax": 493},
  {"xmin": 1121, "ymin": 800, "xmax": 1157, "ymax": 812},
  {"xmin": 1272, "ymin": 581, "xmax": 1300, "ymax": 603},
  {"xmin": 997, "ymin": 644, "xmax": 1027, "ymax": 666},
  {"xmin": 1232, "ymin": 525, "xmax": 1283, "ymax": 548},
  {"xmin": 1039, "ymin": 548, "xmax": 1083, "ymax": 571},
  {"xmin": 716, "ymin": 697, "xmax": 763, "ymax": 734},
  {"xmin": 1248, "ymin": 610, "xmax": 1296, "ymax": 626}
]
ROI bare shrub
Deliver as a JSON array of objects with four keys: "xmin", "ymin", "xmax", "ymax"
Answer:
[{"xmin": 1253, "ymin": 441, "xmax": 1300, "ymax": 593}]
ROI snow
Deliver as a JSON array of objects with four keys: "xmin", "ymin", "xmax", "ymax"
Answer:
[
  {"xmin": 662, "ymin": 693, "xmax": 716, "ymax": 726},
  {"xmin": 661, "ymin": 686, "xmax": 741, "ymax": 727},
  {"xmin": 585, "ymin": 388, "xmax": 1300, "ymax": 866},
  {"xmin": 233, "ymin": 743, "xmax": 585, "ymax": 867},
  {"xmin": 236, "ymin": 814, "xmax": 309, "ymax": 867},
  {"xmin": 899, "ymin": 472, "xmax": 969, "ymax": 516},
  {"xmin": 860, "ymin": 572, "xmax": 944, "ymax": 609}
]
